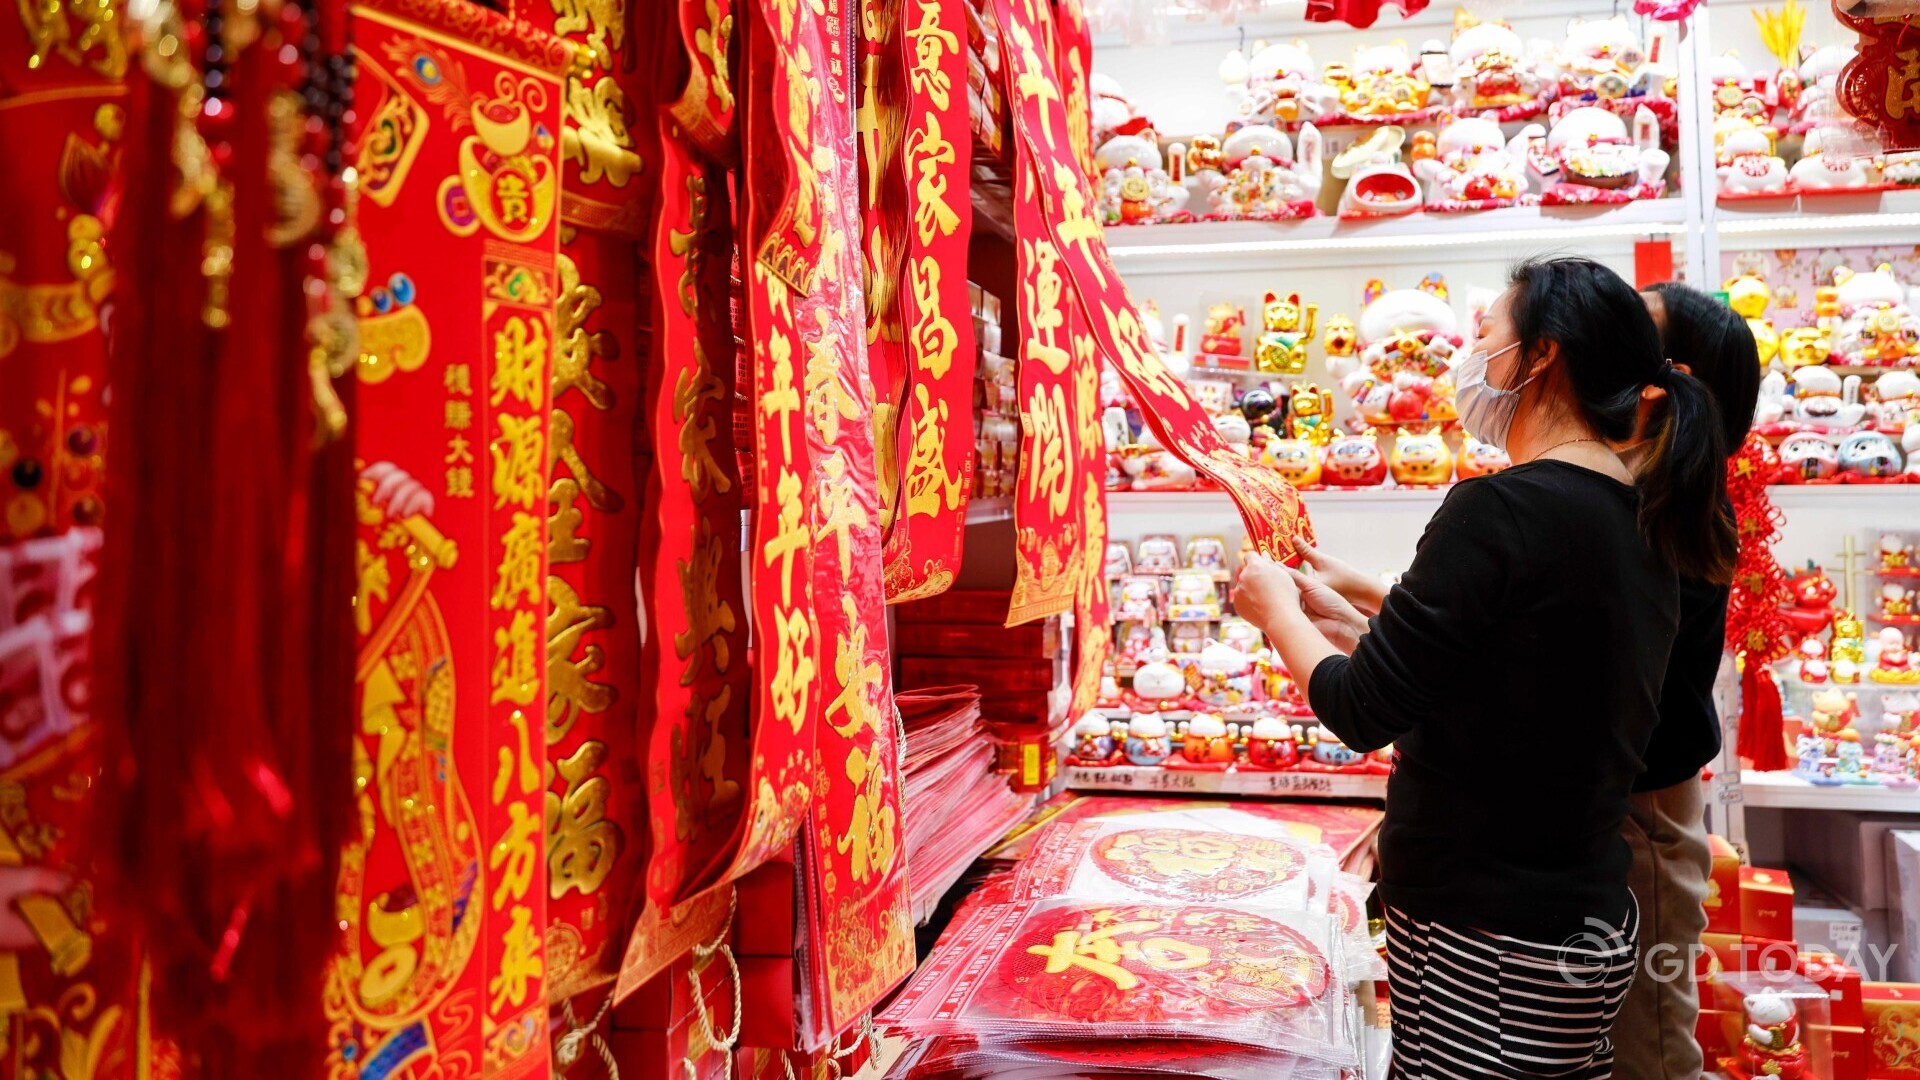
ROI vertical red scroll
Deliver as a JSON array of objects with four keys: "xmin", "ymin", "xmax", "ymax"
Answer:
[
  {"xmin": 329, "ymin": 7, "xmax": 569, "ymax": 1073},
  {"xmin": 881, "ymin": 0, "xmax": 977, "ymax": 603}
]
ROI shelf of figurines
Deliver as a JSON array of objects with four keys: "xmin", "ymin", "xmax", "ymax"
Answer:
[
  {"xmin": 1107, "ymin": 483, "xmax": 1920, "ymax": 515},
  {"xmin": 1088, "ymin": 11, "xmax": 1911, "ymax": 254},
  {"xmin": 1750, "ymin": 532, "xmax": 1920, "ymax": 806},
  {"xmin": 1065, "ymin": 708, "xmax": 1391, "ymax": 801},
  {"xmin": 1733, "ymin": 770, "xmax": 1920, "ymax": 812}
]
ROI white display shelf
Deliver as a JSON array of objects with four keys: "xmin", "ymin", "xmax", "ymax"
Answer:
[
  {"xmin": 1066, "ymin": 764, "xmax": 1388, "ymax": 799},
  {"xmin": 1109, "ymin": 485, "xmax": 1920, "ymax": 516},
  {"xmin": 1730, "ymin": 769, "xmax": 1920, "ymax": 813},
  {"xmin": 1102, "ymin": 199, "xmax": 1689, "ymax": 267},
  {"xmin": 1714, "ymin": 188, "xmax": 1920, "ymax": 249}
]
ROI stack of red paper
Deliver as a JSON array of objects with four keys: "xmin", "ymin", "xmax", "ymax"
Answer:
[{"xmin": 898, "ymin": 685, "xmax": 1036, "ymax": 924}]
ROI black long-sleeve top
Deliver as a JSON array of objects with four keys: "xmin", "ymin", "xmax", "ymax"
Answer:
[
  {"xmin": 1307, "ymin": 461, "xmax": 1679, "ymax": 940},
  {"xmin": 1636, "ymin": 576, "xmax": 1729, "ymax": 792}
]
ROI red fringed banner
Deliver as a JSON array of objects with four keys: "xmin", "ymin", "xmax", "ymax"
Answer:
[
  {"xmin": 327, "ymin": 7, "xmax": 569, "ymax": 1073},
  {"xmin": 991, "ymin": 0, "xmax": 1312, "ymax": 570},
  {"xmin": 797, "ymin": 0, "xmax": 916, "ymax": 1046},
  {"xmin": 1725, "ymin": 434, "xmax": 1793, "ymax": 772},
  {"xmin": 858, "ymin": 0, "xmax": 909, "ymax": 546},
  {"xmin": 881, "ymin": 0, "xmax": 977, "ymax": 604}
]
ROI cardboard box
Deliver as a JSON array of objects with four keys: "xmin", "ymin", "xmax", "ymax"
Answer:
[
  {"xmin": 1797, "ymin": 875, "xmax": 1870, "ymax": 956},
  {"xmin": 1802, "ymin": 950, "xmax": 1868, "ymax": 1028},
  {"xmin": 1742, "ymin": 865, "xmax": 1797, "ymax": 942},
  {"xmin": 1787, "ymin": 811, "xmax": 1914, "ymax": 914},
  {"xmin": 1862, "ymin": 982, "xmax": 1920, "ymax": 1079},
  {"xmin": 1700, "ymin": 933, "xmax": 1802, "ymax": 979},
  {"xmin": 1887, "ymin": 831, "xmax": 1920, "ymax": 984},
  {"xmin": 1707, "ymin": 832, "xmax": 1742, "ymax": 934}
]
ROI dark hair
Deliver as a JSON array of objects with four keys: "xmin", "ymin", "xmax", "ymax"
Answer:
[
  {"xmin": 1507, "ymin": 258, "xmax": 1735, "ymax": 584},
  {"xmin": 1645, "ymin": 281, "xmax": 1762, "ymax": 449}
]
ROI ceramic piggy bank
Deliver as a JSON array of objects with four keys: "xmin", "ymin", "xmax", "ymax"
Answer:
[
  {"xmin": 1390, "ymin": 430, "xmax": 1453, "ymax": 486},
  {"xmin": 1778, "ymin": 432, "xmax": 1839, "ymax": 482},
  {"xmin": 1191, "ymin": 639, "xmax": 1256, "ymax": 709},
  {"xmin": 1180, "ymin": 713, "xmax": 1237, "ymax": 765},
  {"xmin": 1123, "ymin": 712, "xmax": 1171, "ymax": 766},
  {"xmin": 1739, "ymin": 992, "xmax": 1807, "ymax": 1080},
  {"xmin": 1069, "ymin": 712, "xmax": 1123, "ymax": 766},
  {"xmin": 1838, "ymin": 430, "xmax": 1903, "ymax": 479},
  {"xmin": 1264, "ymin": 438, "xmax": 1323, "ymax": 487},
  {"xmin": 1324, "ymin": 433, "xmax": 1388, "ymax": 487},
  {"xmin": 1132, "ymin": 647, "xmax": 1188, "ymax": 711},
  {"xmin": 1455, "ymin": 436, "xmax": 1511, "ymax": 478},
  {"xmin": 1245, "ymin": 716, "xmax": 1300, "ymax": 770}
]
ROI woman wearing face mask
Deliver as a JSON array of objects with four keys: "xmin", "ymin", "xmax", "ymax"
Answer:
[{"xmin": 1235, "ymin": 258, "xmax": 1733, "ymax": 1078}]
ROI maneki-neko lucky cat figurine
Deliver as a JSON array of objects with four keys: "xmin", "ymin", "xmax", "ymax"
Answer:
[
  {"xmin": 1189, "ymin": 639, "xmax": 1257, "ymax": 709},
  {"xmin": 1738, "ymin": 992, "xmax": 1808, "ymax": 1080},
  {"xmin": 1199, "ymin": 302, "xmax": 1246, "ymax": 358},
  {"xmin": 1286, "ymin": 383, "xmax": 1336, "ymax": 446},
  {"xmin": 1255, "ymin": 291, "xmax": 1319, "ymax": 375},
  {"xmin": 1243, "ymin": 717, "xmax": 1300, "ymax": 770},
  {"xmin": 1871, "ymin": 627, "xmax": 1920, "ymax": 685},
  {"xmin": 1172, "ymin": 713, "xmax": 1237, "ymax": 769},
  {"xmin": 1389, "ymin": 429, "xmax": 1452, "ymax": 487},
  {"xmin": 1068, "ymin": 712, "xmax": 1126, "ymax": 767}
]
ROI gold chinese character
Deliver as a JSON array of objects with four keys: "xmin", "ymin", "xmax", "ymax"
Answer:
[
  {"xmin": 814, "ymin": 451, "xmax": 871, "ymax": 581},
  {"xmin": 1025, "ymin": 920, "xmax": 1209, "ymax": 989},
  {"xmin": 675, "ymin": 342, "xmax": 733, "ymax": 501},
  {"xmin": 445, "ymin": 435, "xmax": 475, "ymax": 465},
  {"xmin": 561, "ymin": 75, "xmax": 643, "ymax": 188},
  {"xmin": 1025, "ymin": 383, "xmax": 1073, "ymax": 517},
  {"xmin": 1052, "ymin": 161, "xmax": 1107, "ymax": 289},
  {"xmin": 491, "ymin": 412, "xmax": 547, "ymax": 511},
  {"xmin": 1021, "ymin": 239, "xmax": 1070, "ymax": 376},
  {"xmin": 354, "ymin": 538, "xmax": 390, "ymax": 636},
  {"xmin": 836, "ymin": 742, "xmax": 897, "ymax": 884},
  {"xmin": 497, "ymin": 172, "xmax": 533, "ymax": 228},
  {"xmin": 548, "ymin": 478, "xmax": 588, "ymax": 563},
  {"xmin": 446, "ymin": 400, "xmax": 474, "ymax": 430},
  {"xmin": 488, "ymin": 903, "xmax": 543, "ymax": 1014},
  {"xmin": 667, "ymin": 173, "xmax": 707, "ymax": 318},
  {"xmin": 490, "ymin": 799, "xmax": 542, "ymax": 908},
  {"xmin": 447, "ymin": 467, "xmax": 476, "ymax": 499},
  {"xmin": 908, "ymin": 256, "xmax": 958, "ymax": 378},
  {"xmin": 825, "ymin": 599, "xmax": 883, "ymax": 739},
  {"xmin": 547, "ymin": 576, "xmax": 614, "ymax": 744},
  {"xmin": 548, "ymin": 0, "xmax": 624, "ymax": 66},
  {"xmin": 905, "ymin": 0, "xmax": 958, "ymax": 109},
  {"xmin": 550, "ymin": 409, "xmax": 622, "ymax": 511},
  {"xmin": 901, "ymin": 383, "xmax": 964, "ymax": 519},
  {"xmin": 906, "ymin": 118, "xmax": 960, "ymax": 244},
  {"xmin": 760, "ymin": 330, "xmax": 802, "ymax": 459},
  {"xmin": 1890, "ymin": 49, "xmax": 1920, "ymax": 122},
  {"xmin": 1009, "ymin": 19, "xmax": 1061, "ymax": 148},
  {"xmin": 554, "ymin": 254, "xmax": 616, "ymax": 410},
  {"xmin": 445, "ymin": 363, "xmax": 473, "ymax": 395},
  {"xmin": 675, "ymin": 519, "xmax": 737, "ymax": 686},
  {"xmin": 1074, "ymin": 338, "xmax": 1103, "ymax": 449},
  {"xmin": 1107, "ymin": 302, "xmax": 1191, "ymax": 409},
  {"xmin": 769, "ymin": 603, "xmax": 815, "ymax": 736},
  {"xmin": 491, "ymin": 315, "xmax": 550, "ymax": 409},
  {"xmin": 492, "ymin": 709, "xmax": 542, "ymax": 807},
  {"xmin": 491, "ymin": 608, "xmax": 540, "ymax": 706},
  {"xmin": 805, "ymin": 309, "xmax": 859, "ymax": 443},
  {"xmin": 545, "ymin": 739, "xmax": 622, "ymax": 898},
  {"xmin": 492, "ymin": 511, "xmax": 544, "ymax": 610},
  {"xmin": 760, "ymin": 470, "xmax": 808, "ymax": 603}
]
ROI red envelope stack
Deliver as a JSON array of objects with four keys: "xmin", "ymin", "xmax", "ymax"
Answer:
[{"xmin": 896, "ymin": 685, "xmax": 1038, "ymax": 924}]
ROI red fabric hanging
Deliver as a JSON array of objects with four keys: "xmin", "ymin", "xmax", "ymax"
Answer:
[{"xmin": 1302, "ymin": 0, "xmax": 1429, "ymax": 29}]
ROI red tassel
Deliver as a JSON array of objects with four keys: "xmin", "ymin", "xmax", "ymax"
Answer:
[{"xmin": 1736, "ymin": 662, "xmax": 1791, "ymax": 771}]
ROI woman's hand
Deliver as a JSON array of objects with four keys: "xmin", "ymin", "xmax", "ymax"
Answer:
[
  {"xmin": 1299, "ymin": 544, "xmax": 1388, "ymax": 615},
  {"xmin": 1291, "ymin": 566, "xmax": 1368, "ymax": 655},
  {"xmin": 1233, "ymin": 554, "xmax": 1302, "ymax": 636}
]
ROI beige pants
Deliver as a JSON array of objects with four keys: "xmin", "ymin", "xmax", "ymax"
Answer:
[{"xmin": 1614, "ymin": 776, "xmax": 1711, "ymax": 1080}]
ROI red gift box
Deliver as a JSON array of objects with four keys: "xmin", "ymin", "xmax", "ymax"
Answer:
[
  {"xmin": 895, "ymin": 588, "xmax": 1021, "ymax": 624},
  {"xmin": 1863, "ymin": 982, "xmax": 1920, "ymax": 1079},
  {"xmin": 1698, "ymin": 1006, "xmax": 1738, "ymax": 1061},
  {"xmin": 1707, "ymin": 833, "xmax": 1743, "ymax": 934},
  {"xmin": 1741, "ymin": 865, "xmax": 1797, "ymax": 943},
  {"xmin": 1818, "ymin": 1024, "xmax": 1870, "ymax": 1080},
  {"xmin": 1802, "ymin": 950, "xmax": 1868, "ymax": 1029},
  {"xmin": 996, "ymin": 730, "xmax": 1057, "ymax": 791},
  {"xmin": 1699, "ymin": 933, "xmax": 1801, "ymax": 979},
  {"xmin": 894, "ymin": 619, "xmax": 1059, "ymax": 659}
]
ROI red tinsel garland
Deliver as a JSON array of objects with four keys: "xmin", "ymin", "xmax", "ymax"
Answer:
[{"xmin": 1724, "ymin": 435, "xmax": 1793, "ymax": 772}]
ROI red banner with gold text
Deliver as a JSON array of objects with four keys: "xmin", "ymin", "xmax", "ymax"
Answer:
[
  {"xmin": 881, "ymin": 0, "xmax": 977, "ymax": 604},
  {"xmin": 797, "ymin": 0, "xmax": 916, "ymax": 1046},
  {"xmin": 857, "ymin": 0, "xmax": 908, "ymax": 545},
  {"xmin": 329, "ymin": 8, "xmax": 567, "ymax": 1074},
  {"xmin": 991, "ymin": 0, "xmax": 1311, "ymax": 564}
]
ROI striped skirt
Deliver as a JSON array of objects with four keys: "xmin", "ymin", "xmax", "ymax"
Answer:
[{"xmin": 1385, "ymin": 899, "xmax": 1639, "ymax": 1079}]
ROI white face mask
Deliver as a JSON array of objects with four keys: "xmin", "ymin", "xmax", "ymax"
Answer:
[{"xmin": 1452, "ymin": 341, "xmax": 1532, "ymax": 451}]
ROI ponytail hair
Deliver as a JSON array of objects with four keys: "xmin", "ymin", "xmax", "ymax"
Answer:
[
  {"xmin": 1507, "ymin": 258, "xmax": 1735, "ymax": 584},
  {"xmin": 1646, "ymin": 280, "xmax": 1762, "ymax": 449}
]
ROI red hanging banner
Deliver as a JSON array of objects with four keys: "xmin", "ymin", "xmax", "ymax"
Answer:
[
  {"xmin": 329, "ymin": 7, "xmax": 568, "ymax": 1073},
  {"xmin": 991, "ymin": 0, "xmax": 1312, "ymax": 565},
  {"xmin": 857, "ymin": 0, "xmax": 909, "ymax": 544},
  {"xmin": 881, "ymin": 0, "xmax": 977, "ymax": 603},
  {"xmin": 797, "ymin": 0, "xmax": 916, "ymax": 1045}
]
